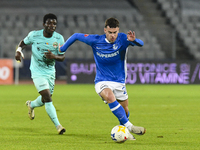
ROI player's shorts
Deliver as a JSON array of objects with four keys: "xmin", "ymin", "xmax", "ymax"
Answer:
[
  {"xmin": 95, "ymin": 81, "xmax": 128, "ymax": 101},
  {"xmin": 33, "ymin": 76, "xmax": 55, "ymax": 94}
]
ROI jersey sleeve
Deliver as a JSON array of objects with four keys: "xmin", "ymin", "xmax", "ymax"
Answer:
[
  {"xmin": 23, "ymin": 31, "xmax": 35, "ymax": 45},
  {"xmin": 120, "ymin": 33, "xmax": 144, "ymax": 48},
  {"xmin": 60, "ymin": 33, "xmax": 96, "ymax": 52},
  {"xmin": 129, "ymin": 38, "xmax": 144, "ymax": 47}
]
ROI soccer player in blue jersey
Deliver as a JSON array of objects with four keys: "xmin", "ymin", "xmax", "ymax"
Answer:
[
  {"xmin": 15, "ymin": 13, "xmax": 66, "ymax": 134},
  {"xmin": 60, "ymin": 17, "xmax": 146, "ymax": 139}
]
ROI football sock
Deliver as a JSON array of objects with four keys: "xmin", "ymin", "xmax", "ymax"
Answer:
[
  {"xmin": 120, "ymin": 111, "xmax": 130, "ymax": 125},
  {"xmin": 108, "ymin": 101, "xmax": 129, "ymax": 125},
  {"xmin": 31, "ymin": 95, "xmax": 44, "ymax": 108},
  {"xmin": 124, "ymin": 121, "xmax": 133, "ymax": 131},
  {"xmin": 45, "ymin": 102, "xmax": 60, "ymax": 127},
  {"xmin": 127, "ymin": 111, "xmax": 130, "ymax": 119}
]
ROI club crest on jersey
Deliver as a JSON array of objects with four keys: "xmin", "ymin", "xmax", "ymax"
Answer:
[
  {"xmin": 113, "ymin": 44, "xmax": 118, "ymax": 50},
  {"xmin": 53, "ymin": 42, "xmax": 58, "ymax": 48}
]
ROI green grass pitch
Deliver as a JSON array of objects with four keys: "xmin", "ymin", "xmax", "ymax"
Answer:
[{"xmin": 0, "ymin": 84, "xmax": 200, "ymax": 150}]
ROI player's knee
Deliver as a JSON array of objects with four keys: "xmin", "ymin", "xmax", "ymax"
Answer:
[
  {"xmin": 101, "ymin": 89, "xmax": 115, "ymax": 103},
  {"xmin": 41, "ymin": 94, "xmax": 52, "ymax": 102},
  {"xmin": 40, "ymin": 90, "xmax": 52, "ymax": 102},
  {"xmin": 105, "ymin": 94, "xmax": 116, "ymax": 103}
]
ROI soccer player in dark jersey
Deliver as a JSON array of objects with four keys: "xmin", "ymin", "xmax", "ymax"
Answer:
[{"xmin": 60, "ymin": 17, "xmax": 146, "ymax": 139}]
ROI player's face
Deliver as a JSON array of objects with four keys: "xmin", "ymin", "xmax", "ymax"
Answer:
[
  {"xmin": 104, "ymin": 26, "xmax": 119, "ymax": 43},
  {"xmin": 43, "ymin": 19, "xmax": 57, "ymax": 35}
]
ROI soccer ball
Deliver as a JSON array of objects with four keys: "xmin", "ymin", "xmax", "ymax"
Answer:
[{"xmin": 111, "ymin": 125, "xmax": 129, "ymax": 143}]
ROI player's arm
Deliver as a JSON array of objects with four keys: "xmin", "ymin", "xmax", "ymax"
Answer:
[
  {"xmin": 60, "ymin": 33, "xmax": 93, "ymax": 52},
  {"xmin": 44, "ymin": 50, "xmax": 65, "ymax": 62},
  {"xmin": 15, "ymin": 40, "xmax": 27, "ymax": 62},
  {"xmin": 54, "ymin": 53, "xmax": 65, "ymax": 62},
  {"xmin": 127, "ymin": 31, "xmax": 144, "ymax": 47}
]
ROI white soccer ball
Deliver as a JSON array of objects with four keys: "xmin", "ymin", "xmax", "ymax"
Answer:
[{"xmin": 111, "ymin": 125, "xmax": 129, "ymax": 143}]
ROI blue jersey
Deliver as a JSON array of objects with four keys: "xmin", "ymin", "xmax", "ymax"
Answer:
[{"xmin": 60, "ymin": 33, "xmax": 143, "ymax": 84}]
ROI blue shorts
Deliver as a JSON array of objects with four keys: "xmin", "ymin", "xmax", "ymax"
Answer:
[{"xmin": 33, "ymin": 76, "xmax": 55, "ymax": 94}]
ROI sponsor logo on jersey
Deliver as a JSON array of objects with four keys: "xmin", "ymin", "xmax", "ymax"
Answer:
[
  {"xmin": 53, "ymin": 42, "xmax": 58, "ymax": 48},
  {"xmin": 96, "ymin": 50, "xmax": 119, "ymax": 58},
  {"xmin": 113, "ymin": 44, "xmax": 118, "ymax": 50}
]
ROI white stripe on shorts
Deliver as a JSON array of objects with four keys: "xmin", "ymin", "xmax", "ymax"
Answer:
[{"xmin": 110, "ymin": 104, "xmax": 121, "ymax": 112}]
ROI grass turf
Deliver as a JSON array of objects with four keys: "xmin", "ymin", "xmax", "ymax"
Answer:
[{"xmin": 0, "ymin": 84, "xmax": 200, "ymax": 150}]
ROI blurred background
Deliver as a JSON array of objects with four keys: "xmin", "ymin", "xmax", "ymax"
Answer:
[{"xmin": 0, "ymin": 0, "xmax": 200, "ymax": 83}]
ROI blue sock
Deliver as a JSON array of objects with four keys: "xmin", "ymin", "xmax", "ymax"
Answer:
[
  {"xmin": 120, "ymin": 111, "xmax": 130, "ymax": 125},
  {"xmin": 31, "ymin": 95, "xmax": 44, "ymax": 108},
  {"xmin": 45, "ymin": 102, "xmax": 60, "ymax": 127},
  {"xmin": 108, "ymin": 101, "xmax": 129, "ymax": 125}
]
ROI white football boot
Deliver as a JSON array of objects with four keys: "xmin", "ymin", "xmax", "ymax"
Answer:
[
  {"xmin": 127, "ymin": 131, "xmax": 136, "ymax": 140},
  {"xmin": 130, "ymin": 125, "xmax": 146, "ymax": 135},
  {"xmin": 56, "ymin": 125, "xmax": 66, "ymax": 134},
  {"xmin": 25, "ymin": 100, "xmax": 35, "ymax": 120}
]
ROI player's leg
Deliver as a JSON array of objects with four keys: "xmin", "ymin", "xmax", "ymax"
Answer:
[
  {"xmin": 114, "ymin": 84, "xmax": 146, "ymax": 135},
  {"xmin": 40, "ymin": 89, "xmax": 65, "ymax": 134},
  {"xmin": 97, "ymin": 82, "xmax": 146, "ymax": 135},
  {"xmin": 44, "ymin": 77, "xmax": 65, "ymax": 134},
  {"xmin": 25, "ymin": 78, "xmax": 45, "ymax": 120},
  {"xmin": 118, "ymin": 99, "xmax": 145, "ymax": 135},
  {"xmin": 99, "ymin": 88, "xmax": 137, "ymax": 140},
  {"xmin": 100, "ymin": 88, "xmax": 130, "ymax": 124},
  {"xmin": 28, "ymin": 77, "xmax": 65, "ymax": 134},
  {"xmin": 95, "ymin": 82, "xmax": 130, "ymax": 126},
  {"xmin": 30, "ymin": 95, "xmax": 44, "ymax": 108},
  {"xmin": 118, "ymin": 99, "xmax": 129, "ymax": 115},
  {"xmin": 112, "ymin": 83, "xmax": 130, "ymax": 125},
  {"xmin": 118, "ymin": 100, "xmax": 130, "ymax": 125}
]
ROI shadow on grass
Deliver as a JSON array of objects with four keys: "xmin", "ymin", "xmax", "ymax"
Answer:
[{"xmin": 0, "ymin": 126, "xmax": 147, "ymax": 145}]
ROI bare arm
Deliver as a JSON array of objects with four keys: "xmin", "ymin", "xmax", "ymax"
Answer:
[{"xmin": 44, "ymin": 50, "xmax": 65, "ymax": 62}]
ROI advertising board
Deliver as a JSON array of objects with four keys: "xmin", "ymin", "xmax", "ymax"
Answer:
[
  {"xmin": 0, "ymin": 59, "xmax": 13, "ymax": 84},
  {"xmin": 67, "ymin": 60, "xmax": 200, "ymax": 84}
]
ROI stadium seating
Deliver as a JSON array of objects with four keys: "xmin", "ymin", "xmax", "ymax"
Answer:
[
  {"xmin": 157, "ymin": 0, "xmax": 200, "ymax": 59},
  {"xmin": 0, "ymin": 0, "xmax": 170, "ymax": 60},
  {"xmin": 1, "ymin": 0, "xmax": 200, "ymax": 59}
]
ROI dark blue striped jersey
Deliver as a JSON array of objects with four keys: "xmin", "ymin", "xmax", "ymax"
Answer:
[{"xmin": 60, "ymin": 33, "xmax": 143, "ymax": 84}]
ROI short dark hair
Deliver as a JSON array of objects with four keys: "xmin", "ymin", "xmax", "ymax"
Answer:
[
  {"xmin": 43, "ymin": 13, "xmax": 57, "ymax": 24},
  {"xmin": 105, "ymin": 17, "xmax": 119, "ymax": 28}
]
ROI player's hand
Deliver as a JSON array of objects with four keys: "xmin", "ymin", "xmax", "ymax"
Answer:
[
  {"xmin": 127, "ymin": 30, "xmax": 136, "ymax": 42},
  {"xmin": 59, "ymin": 43, "xmax": 63, "ymax": 52},
  {"xmin": 44, "ymin": 50, "xmax": 55, "ymax": 59},
  {"xmin": 15, "ymin": 51, "xmax": 24, "ymax": 62}
]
